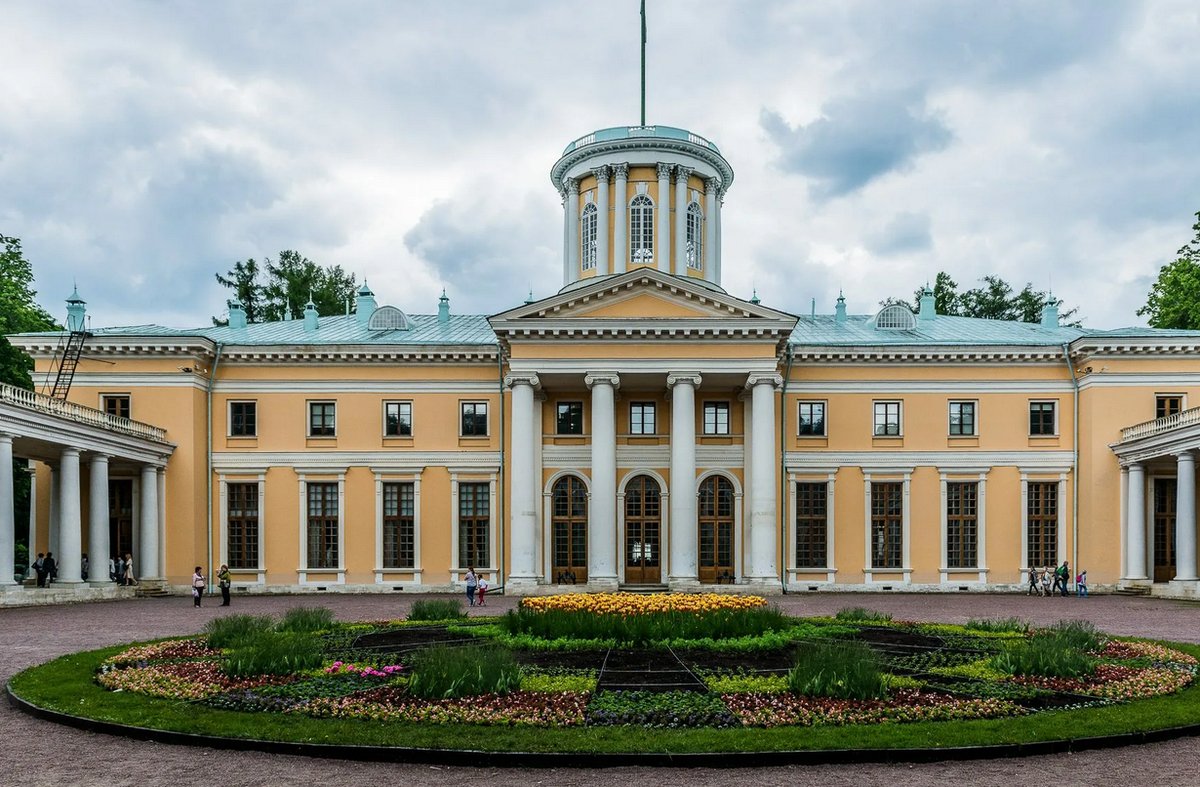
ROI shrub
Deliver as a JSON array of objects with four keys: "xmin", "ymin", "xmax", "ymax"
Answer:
[
  {"xmin": 500, "ymin": 606, "xmax": 790, "ymax": 644},
  {"xmin": 991, "ymin": 636, "xmax": 1096, "ymax": 679},
  {"xmin": 586, "ymin": 691, "xmax": 736, "ymax": 728},
  {"xmin": 222, "ymin": 631, "xmax": 324, "ymax": 677},
  {"xmin": 409, "ymin": 599, "xmax": 467, "ymax": 622},
  {"xmin": 277, "ymin": 606, "xmax": 335, "ymax": 633},
  {"xmin": 704, "ymin": 673, "xmax": 790, "ymax": 694},
  {"xmin": 407, "ymin": 645, "xmax": 522, "ymax": 699},
  {"xmin": 1047, "ymin": 619, "xmax": 1103, "ymax": 652},
  {"xmin": 203, "ymin": 614, "xmax": 275, "ymax": 649},
  {"xmin": 788, "ymin": 641, "xmax": 889, "ymax": 700},
  {"xmin": 967, "ymin": 617, "xmax": 1030, "ymax": 634},
  {"xmin": 520, "ymin": 672, "xmax": 598, "ymax": 693},
  {"xmin": 834, "ymin": 607, "xmax": 892, "ymax": 623}
]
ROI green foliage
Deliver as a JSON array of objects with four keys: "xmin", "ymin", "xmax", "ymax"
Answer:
[
  {"xmin": 203, "ymin": 614, "xmax": 276, "ymax": 649},
  {"xmin": 884, "ymin": 673, "xmax": 926, "ymax": 690},
  {"xmin": 929, "ymin": 660, "xmax": 1010, "ymax": 682},
  {"xmin": 277, "ymin": 606, "xmax": 335, "ymax": 633},
  {"xmin": 222, "ymin": 632, "xmax": 324, "ymax": 677},
  {"xmin": 1046, "ymin": 619, "xmax": 1103, "ymax": 652},
  {"xmin": 520, "ymin": 672, "xmax": 598, "ymax": 693},
  {"xmin": 834, "ymin": 607, "xmax": 893, "ymax": 623},
  {"xmin": 586, "ymin": 691, "xmax": 736, "ymax": 727},
  {"xmin": 406, "ymin": 646, "xmax": 522, "ymax": 699},
  {"xmin": 409, "ymin": 599, "xmax": 467, "ymax": 622},
  {"xmin": 991, "ymin": 635, "xmax": 1096, "ymax": 679},
  {"xmin": 213, "ymin": 250, "xmax": 359, "ymax": 324},
  {"xmin": 703, "ymin": 672, "xmax": 789, "ymax": 694},
  {"xmin": 966, "ymin": 617, "xmax": 1030, "ymax": 634},
  {"xmin": 1138, "ymin": 211, "xmax": 1200, "ymax": 329},
  {"xmin": 499, "ymin": 606, "xmax": 791, "ymax": 645},
  {"xmin": 0, "ymin": 233, "xmax": 60, "ymax": 390},
  {"xmin": 788, "ymin": 641, "xmax": 890, "ymax": 700},
  {"xmin": 212, "ymin": 259, "xmax": 265, "ymax": 325},
  {"xmin": 888, "ymin": 271, "xmax": 1081, "ymax": 326}
]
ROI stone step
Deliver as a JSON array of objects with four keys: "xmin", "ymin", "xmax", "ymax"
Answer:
[
  {"xmin": 619, "ymin": 584, "xmax": 670, "ymax": 595},
  {"xmin": 1115, "ymin": 586, "xmax": 1152, "ymax": 596}
]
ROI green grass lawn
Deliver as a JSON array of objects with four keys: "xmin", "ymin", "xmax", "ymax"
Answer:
[{"xmin": 10, "ymin": 637, "xmax": 1200, "ymax": 755}]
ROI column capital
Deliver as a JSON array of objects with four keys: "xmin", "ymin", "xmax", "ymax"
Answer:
[
  {"xmin": 584, "ymin": 372, "xmax": 620, "ymax": 390},
  {"xmin": 89, "ymin": 453, "xmax": 112, "ymax": 464},
  {"xmin": 0, "ymin": 433, "xmax": 12, "ymax": 444},
  {"xmin": 612, "ymin": 162, "xmax": 629, "ymax": 179},
  {"xmin": 667, "ymin": 372, "xmax": 702, "ymax": 388},
  {"xmin": 675, "ymin": 165, "xmax": 692, "ymax": 181},
  {"xmin": 746, "ymin": 372, "xmax": 783, "ymax": 390},
  {"xmin": 590, "ymin": 165, "xmax": 610, "ymax": 183},
  {"xmin": 60, "ymin": 447, "xmax": 81, "ymax": 458},
  {"xmin": 563, "ymin": 178, "xmax": 579, "ymax": 195},
  {"xmin": 705, "ymin": 177, "xmax": 720, "ymax": 194},
  {"xmin": 656, "ymin": 162, "xmax": 673, "ymax": 179},
  {"xmin": 504, "ymin": 373, "xmax": 541, "ymax": 390},
  {"xmin": 1177, "ymin": 451, "xmax": 1196, "ymax": 461}
]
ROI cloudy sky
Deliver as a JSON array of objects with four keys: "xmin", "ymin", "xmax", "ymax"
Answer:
[{"xmin": 2, "ymin": 0, "xmax": 1198, "ymax": 330}]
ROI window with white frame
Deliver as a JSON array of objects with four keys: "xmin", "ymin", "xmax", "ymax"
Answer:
[
  {"xmin": 797, "ymin": 401, "xmax": 826, "ymax": 436},
  {"xmin": 382, "ymin": 482, "xmax": 415, "ymax": 569},
  {"xmin": 1029, "ymin": 401, "xmax": 1056, "ymax": 436},
  {"xmin": 461, "ymin": 402, "xmax": 488, "ymax": 437},
  {"xmin": 703, "ymin": 401, "xmax": 730, "ymax": 435},
  {"xmin": 226, "ymin": 483, "xmax": 259, "ymax": 570},
  {"xmin": 1157, "ymin": 394, "xmax": 1184, "ymax": 419},
  {"xmin": 949, "ymin": 401, "xmax": 976, "ymax": 436},
  {"xmin": 795, "ymin": 482, "xmax": 828, "ymax": 567},
  {"xmin": 306, "ymin": 482, "xmax": 339, "ymax": 568},
  {"xmin": 630, "ymin": 402, "xmax": 656, "ymax": 435},
  {"xmin": 581, "ymin": 203, "xmax": 598, "ymax": 271},
  {"xmin": 102, "ymin": 394, "xmax": 131, "ymax": 420},
  {"xmin": 308, "ymin": 401, "xmax": 336, "ymax": 437},
  {"xmin": 870, "ymin": 482, "xmax": 903, "ymax": 568},
  {"xmin": 1027, "ymin": 481, "xmax": 1058, "ymax": 568},
  {"xmin": 629, "ymin": 194, "xmax": 654, "ymax": 264},
  {"xmin": 229, "ymin": 401, "xmax": 257, "ymax": 437},
  {"xmin": 458, "ymin": 482, "xmax": 490, "ymax": 568},
  {"xmin": 946, "ymin": 481, "xmax": 978, "ymax": 568},
  {"xmin": 873, "ymin": 401, "xmax": 901, "ymax": 436},
  {"xmin": 384, "ymin": 401, "xmax": 412, "ymax": 437},
  {"xmin": 685, "ymin": 202, "xmax": 704, "ymax": 269}
]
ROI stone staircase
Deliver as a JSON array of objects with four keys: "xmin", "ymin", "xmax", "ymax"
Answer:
[
  {"xmin": 1114, "ymin": 585, "xmax": 1152, "ymax": 597},
  {"xmin": 134, "ymin": 580, "xmax": 172, "ymax": 598},
  {"xmin": 619, "ymin": 584, "xmax": 670, "ymax": 595}
]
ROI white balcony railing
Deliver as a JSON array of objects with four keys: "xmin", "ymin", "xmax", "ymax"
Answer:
[
  {"xmin": 0, "ymin": 382, "xmax": 168, "ymax": 443},
  {"xmin": 1120, "ymin": 406, "xmax": 1200, "ymax": 442}
]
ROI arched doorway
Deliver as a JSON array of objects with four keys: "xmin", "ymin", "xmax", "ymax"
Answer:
[
  {"xmin": 698, "ymin": 475, "xmax": 734, "ymax": 583},
  {"xmin": 624, "ymin": 475, "xmax": 661, "ymax": 584},
  {"xmin": 551, "ymin": 475, "xmax": 588, "ymax": 584}
]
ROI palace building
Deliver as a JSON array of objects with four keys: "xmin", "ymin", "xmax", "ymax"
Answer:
[{"xmin": 3, "ymin": 123, "xmax": 1200, "ymax": 599}]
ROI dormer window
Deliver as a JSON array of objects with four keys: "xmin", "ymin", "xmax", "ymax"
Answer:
[
  {"xmin": 367, "ymin": 305, "xmax": 408, "ymax": 331},
  {"xmin": 874, "ymin": 304, "xmax": 917, "ymax": 331}
]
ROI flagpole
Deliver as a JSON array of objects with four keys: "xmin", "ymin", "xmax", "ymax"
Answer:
[{"xmin": 640, "ymin": 0, "xmax": 646, "ymax": 125}]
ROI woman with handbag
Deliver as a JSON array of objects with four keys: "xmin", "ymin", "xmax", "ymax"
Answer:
[
  {"xmin": 217, "ymin": 564, "xmax": 232, "ymax": 606},
  {"xmin": 192, "ymin": 566, "xmax": 206, "ymax": 608}
]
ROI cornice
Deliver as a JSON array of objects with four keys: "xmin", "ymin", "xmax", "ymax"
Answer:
[
  {"xmin": 550, "ymin": 136, "xmax": 735, "ymax": 190},
  {"xmin": 788, "ymin": 345, "xmax": 1072, "ymax": 364}
]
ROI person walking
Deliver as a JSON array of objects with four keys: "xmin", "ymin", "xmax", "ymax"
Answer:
[
  {"xmin": 1027, "ymin": 567, "xmax": 1040, "ymax": 596},
  {"xmin": 43, "ymin": 552, "xmax": 57, "ymax": 586},
  {"xmin": 477, "ymin": 574, "xmax": 488, "ymax": 607},
  {"xmin": 1076, "ymin": 569, "xmax": 1089, "ymax": 598},
  {"xmin": 108, "ymin": 555, "xmax": 117, "ymax": 583},
  {"xmin": 123, "ymin": 553, "xmax": 137, "ymax": 586},
  {"xmin": 465, "ymin": 567, "xmax": 478, "ymax": 607},
  {"xmin": 1041, "ymin": 566, "xmax": 1053, "ymax": 597},
  {"xmin": 191, "ymin": 567, "xmax": 206, "ymax": 607},
  {"xmin": 1059, "ymin": 561, "xmax": 1071, "ymax": 597},
  {"xmin": 217, "ymin": 564, "xmax": 232, "ymax": 606},
  {"xmin": 33, "ymin": 553, "xmax": 46, "ymax": 587}
]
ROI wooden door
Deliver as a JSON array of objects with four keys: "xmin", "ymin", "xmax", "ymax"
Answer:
[
  {"xmin": 698, "ymin": 476, "xmax": 735, "ymax": 583},
  {"xmin": 108, "ymin": 480, "xmax": 134, "ymax": 561},
  {"xmin": 1154, "ymin": 478, "xmax": 1177, "ymax": 583},
  {"xmin": 551, "ymin": 476, "xmax": 588, "ymax": 584},
  {"xmin": 624, "ymin": 476, "xmax": 661, "ymax": 584}
]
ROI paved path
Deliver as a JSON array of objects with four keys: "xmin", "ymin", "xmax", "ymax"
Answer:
[{"xmin": 2, "ymin": 592, "xmax": 1198, "ymax": 787}]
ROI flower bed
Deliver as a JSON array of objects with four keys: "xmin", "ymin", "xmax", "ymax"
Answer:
[
  {"xmin": 521, "ymin": 592, "xmax": 766, "ymax": 615},
  {"xmin": 722, "ymin": 689, "xmax": 1025, "ymax": 728}
]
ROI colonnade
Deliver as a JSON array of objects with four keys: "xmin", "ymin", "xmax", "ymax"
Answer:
[
  {"xmin": 0, "ymin": 432, "xmax": 164, "ymax": 589},
  {"xmin": 1122, "ymin": 453, "xmax": 1199, "ymax": 586},
  {"xmin": 505, "ymin": 371, "xmax": 779, "ymax": 591},
  {"xmin": 560, "ymin": 164, "xmax": 723, "ymax": 284}
]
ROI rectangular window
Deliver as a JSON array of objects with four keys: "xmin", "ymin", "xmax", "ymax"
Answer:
[
  {"xmin": 795, "ymin": 482, "xmax": 828, "ymax": 568},
  {"xmin": 1029, "ymin": 401, "xmax": 1056, "ymax": 436},
  {"xmin": 458, "ymin": 482, "xmax": 490, "ymax": 568},
  {"xmin": 871, "ymin": 482, "xmax": 903, "ymax": 569},
  {"xmin": 382, "ymin": 482, "xmax": 415, "ymax": 569},
  {"xmin": 556, "ymin": 402, "xmax": 584, "ymax": 435},
  {"xmin": 1157, "ymin": 395, "xmax": 1184, "ymax": 419},
  {"xmin": 103, "ymin": 395, "xmax": 130, "ymax": 420},
  {"xmin": 461, "ymin": 402, "xmax": 488, "ymax": 437},
  {"xmin": 946, "ymin": 482, "xmax": 978, "ymax": 568},
  {"xmin": 949, "ymin": 401, "xmax": 976, "ymax": 436},
  {"xmin": 630, "ymin": 402, "xmax": 656, "ymax": 435},
  {"xmin": 229, "ymin": 401, "xmax": 257, "ymax": 437},
  {"xmin": 797, "ymin": 401, "xmax": 826, "ymax": 436},
  {"xmin": 308, "ymin": 401, "xmax": 336, "ymax": 437},
  {"xmin": 306, "ymin": 482, "xmax": 339, "ymax": 569},
  {"xmin": 384, "ymin": 401, "xmax": 413, "ymax": 437},
  {"xmin": 1027, "ymin": 482, "xmax": 1058, "ymax": 568},
  {"xmin": 226, "ymin": 483, "xmax": 259, "ymax": 570},
  {"xmin": 873, "ymin": 401, "xmax": 901, "ymax": 436},
  {"xmin": 703, "ymin": 402, "xmax": 730, "ymax": 435}
]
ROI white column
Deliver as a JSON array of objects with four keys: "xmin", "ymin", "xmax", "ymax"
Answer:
[
  {"xmin": 668, "ymin": 372, "xmax": 701, "ymax": 588},
  {"xmin": 656, "ymin": 163, "xmax": 672, "ymax": 272},
  {"xmin": 26, "ymin": 463, "xmax": 36, "ymax": 579},
  {"xmin": 506, "ymin": 373, "xmax": 540, "ymax": 591},
  {"xmin": 586, "ymin": 373, "xmax": 620, "ymax": 587},
  {"xmin": 747, "ymin": 373, "xmax": 783, "ymax": 583},
  {"xmin": 1175, "ymin": 452, "xmax": 1198, "ymax": 582},
  {"xmin": 593, "ymin": 166, "xmax": 611, "ymax": 276},
  {"xmin": 565, "ymin": 180, "xmax": 580, "ymax": 284},
  {"xmin": 0, "ymin": 435, "xmax": 15, "ymax": 587},
  {"xmin": 704, "ymin": 179, "xmax": 719, "ymax": 284},
  {"xmin": 57, "ymin": 448, "xmax": 83, "ymax": 584},
  {"xmin": 674, "ymin": 166, "xmax": 690, "ymax": 275},
  {"xmin": 560, "ymin": 186, "xmax": 570, "ymax": 287},
  {"xmin": 613, "ymin": 163, "xmax": 629, "ymax": 274},
  {"xmin": 714, "ymin": 188, "xmax": 724, "ymax": 283},
  {"xmin": 158, "ymin": 467, "xmax": 166, "ymax": 579},
  {"xmin": 88, "ymin": 455, "xmax": 111, "ymax": 585},
  {"xmin": 1126, "ymin": 463, "xmax": 1147, "ymax": 581},
  {"xmin": 1120, "ymin": 466, "xmax": 1129, "ymax": 578},
  {"xmin": 48, "ymin": 465, "xmax": 59, "ymax": 557},
  {"xmin": 139, "ymin": 465, "xmax": 160, "ymax": 579}
]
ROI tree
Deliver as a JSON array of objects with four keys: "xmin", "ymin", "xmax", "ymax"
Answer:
[
  {"xmin": 213, "ymin": 250, "xmax": 358, "ymax": 324},
  {"xmin": 0, "ymin": 234, "xmax": 59, "ymax": 390},
  {"xmin": 882, "ymin": 271, "xmax": 1081, "ymax": 325},
  {"xmin": 1138, "ymin": 211, "xmax": 1200, "ymax": 329}
]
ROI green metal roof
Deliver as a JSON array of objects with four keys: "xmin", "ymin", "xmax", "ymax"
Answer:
[{"xmin": 561, "ymin": 125, "xmax": 721, "ymax": 156}]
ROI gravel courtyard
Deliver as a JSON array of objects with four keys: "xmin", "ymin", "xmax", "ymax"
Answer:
[{"xmin": 2, "ymin": 591, "xmax": 1198, "ymax": 787}]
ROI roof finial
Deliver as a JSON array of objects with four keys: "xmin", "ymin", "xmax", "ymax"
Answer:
[{"xmin": 749, "ymin": 287, "xmax": 761, "ymax": 306}]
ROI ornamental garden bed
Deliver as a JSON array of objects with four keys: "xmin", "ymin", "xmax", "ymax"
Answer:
[{"xmin": 8, "ymin": 594, "xmax": 1200, "ymax": 759}]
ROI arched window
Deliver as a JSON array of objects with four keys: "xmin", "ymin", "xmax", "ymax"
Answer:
[
  {"xmin": 552, "ymin": 476, "xmax": 588, "ymax": 583},
  {"xmin": 580, "ymin": 203, "xmax": 598, "ymax": 271},
  {"xmin": 624, "ymin": 475, "xmax": 661, "ymax": 584},
  {"xmin": 629, "ymin": 194, "xmax": 654, "ymax": 265},
  {"xmin": 686, "ymin": 202, "xmax": 704, "ymax": 270},
  {"xmin": 874, "ymin": 304, "xmax": 918, "ymax": 331},
  {"xmin": 697, "ymin": 476, "xmax": 734, "ymax": 583}
]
